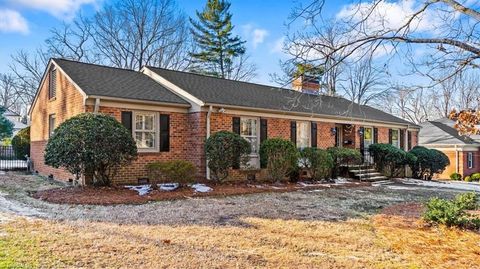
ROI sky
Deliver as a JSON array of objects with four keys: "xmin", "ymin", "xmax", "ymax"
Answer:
[{"xmin": 0, "ymin": 0, "xmax": 346, "ymax": 85}]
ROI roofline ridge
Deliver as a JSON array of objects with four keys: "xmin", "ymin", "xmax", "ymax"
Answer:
[{"xmin": 53, "ymin": 58, "xmax": 141, "ymax": 74}]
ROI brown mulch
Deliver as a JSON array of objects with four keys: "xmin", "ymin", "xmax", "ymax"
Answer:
[{"xmin": 32, "ymin": 181, "xmax": 371, "ymax": 205}]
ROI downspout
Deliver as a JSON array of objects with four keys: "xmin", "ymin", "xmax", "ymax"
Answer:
[
  {"xmin": 206, "ymin": 105, "xmax": 213, "ymax": 180},
  {"xmin": 455, "ymin": 145, "xmax": 459, "ymax": 174},
  {"xmin": 94, "ymin": 98, "xmax": 100, "ymax": 114}
]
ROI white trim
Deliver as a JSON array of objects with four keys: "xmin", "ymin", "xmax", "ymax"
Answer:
[
  {"xmin": 419, "ymin": 144, "xmax": 480, "ymax": 151},
  {"xmin": 142, "ymin": 68, "xmax": 205, "ymax": 110},
  {"xmin": 204, "ymin": 104, "xmax": 418, "ymax": 130},
  {"xmin": 29, "ymin": 59, "xmax": 88, "ymax": 117},
  {"xmin": 85, "ymin": 97, "xmax": 189, "ymax": 112}
]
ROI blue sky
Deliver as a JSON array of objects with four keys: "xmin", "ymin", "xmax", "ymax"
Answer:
[{"xmin": 0, "ymin": 0, "xmax": 346, "ymax": 84}]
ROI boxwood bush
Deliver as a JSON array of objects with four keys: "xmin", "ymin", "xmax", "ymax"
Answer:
[
  {"xmin": 44, "ymin": 113, "xmax": 138, "ymax": 186},
  {"xmin": 470, "ymin": 173, "xmax": 480, "ymax": 181},
  {"xmin": 205, "ymin": 131, "xmax": 250, "ymax": 181},
  {"xmin": 11, "ymin": 126, "xmax": 30, "ymax": 160},
  {"xmin": 424, "ymin": 192, "xmax": 479, "ymax": 229},
  {"xmin": 450, "ymin": 172, "xmax": 462, "ymax": 181},
  {"xmin": 299, "ymin": 147, "xmax": 333, "ymax": 180},
  {"xmin": 260, "ymin": 138, "xmax": 298, "ymax": 182},
  {"xmin": 327, "ymin": 147, "xmax": 362, "ymax": 178},
  {"xmin": 368, "ymin": 143, "xmax": 416, "ymax": 177},
  {"xmin": 146, "ymin": 160, "xmax": 196, "ymax": 185}
]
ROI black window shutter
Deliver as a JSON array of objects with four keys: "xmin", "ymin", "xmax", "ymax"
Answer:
[
  {"xmin": 407, "ymin": 131, "xmax": 412, "ymax": 150},
  {"xmin": 232, "ymin": 117, "xmax": 240, "ymax": 134},
  {"xmin": 400, "ymin": 129, "xmax": 405, "ymax": 149},
  {"xmin": 260, "ymin": 118, "xmax": 267, "ymax": 145},
  {"xmin": 121, "ymin": 111, "xmax": 132, "ymax": 133},
  {"xmin": 359, "ymin": 127, "xmax": 365, "ymax": 157},
  {"xmin": 160, "ymin": 114, "xmax": 170, "ymax": 152},
  {"xmin": 334, "ymin": 127, "xmax": 339, "ymax": 147},
  {"xmin": 388, "ymin": 129, "xmax": 393, "ymax": 144},
  {"xmin": 311, "ymin": 122, "xmax": 317, "ymax": 148},
  {"xmin": 290, "ymin": 121, "xmax": 297, "ymax": 145},
  {"xmin": 373, "ymin": 128, "xmax": 378, "ymax": 144}
]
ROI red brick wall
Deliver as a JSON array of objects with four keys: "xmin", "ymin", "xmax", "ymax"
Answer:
[{"xmin": 30, "ymin": 66, "xmax": 85, "ymax": 182}]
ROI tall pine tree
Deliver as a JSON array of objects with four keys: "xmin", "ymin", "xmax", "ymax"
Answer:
[{"xmin": 189, "ymin": 0, "xmax": 255, "ymax": 80}]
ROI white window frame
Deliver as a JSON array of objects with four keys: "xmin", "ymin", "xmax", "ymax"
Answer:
[
  {"xmin": 240, "ymin": 117, "xmax": 260, "ymax": 156},
  {"xmin": 133, "ymin": 111, "xmax": 159, "ymax": 152},
  {"xmin": 296, "ymin": 121, "xmax": 311, "ymax": 149},
  {"xmin": 468, "ymin": 152, "xmax": 474, "ymax": 169},
  {"xmin": 391, "ymin": 129, "xmax": 400, "ymax": 148},
  {"xmin": 48, "ymin": 114, "xmax": 56, "ymax": 138}
]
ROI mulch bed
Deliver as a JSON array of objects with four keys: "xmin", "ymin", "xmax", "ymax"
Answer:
[{"xmin": 32, "ymin": 181, "xmax": 371, "ymax": 205}]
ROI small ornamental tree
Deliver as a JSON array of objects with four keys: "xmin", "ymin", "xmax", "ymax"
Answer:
[
  {"xmin": 44, "ymin": 113, "xmax": 137, "ymax": 186},
  {"xmin": 260, "ymin": 138, "xmax": 298, "ymax": 182},
  {"xmin": 11, "ymin": 126, "xmax": 30, "ymax": 160},
  {"xmin": 409, "ymin": 146, "xmax": 450, "ymax": 180},
  {"xmin": 205, "ymin": 131, "xmax": 251, "ymax": 181}
]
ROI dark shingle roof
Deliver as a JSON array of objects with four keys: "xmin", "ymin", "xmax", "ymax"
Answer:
[
  {"xmin": 53, "ymin": 59, "xmax": 189, "ymax": 105},
  {"xmin": 148, "ymin": 67, "xmax": 417, "ymax": 126},
  {"xmin": 419, "ymin": 118, "xmax": 480, "ymax": 145}
]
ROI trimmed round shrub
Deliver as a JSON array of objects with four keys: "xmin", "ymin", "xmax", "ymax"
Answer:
[
  {"xmin": 470, "ymin": 173, "xmax": 480, "ymax": 181},
  {"xmin": 205, "ymin": 131, "xmax": 251, "ymax": 181},
  {"xmin": 146, "ymin": 160, "xmax": 196, "ymax": 185},
  {"xmin": 368, "ymin": 143, "xmax": 414, "ymax": 177},
  {"xmin": 299, "ymin": 147, "xmax": 333, "ymax": 180},
  {"xmin": 464, "ymin": 176, "xmax": 472, "ymax": 182},
  {"xmin": 409, "ymin": 146, "xmax": 450, "ymax": 180},
  {"xmin": 450, "ymin": 173, "xmax": 462, "ymax": 181},
  {"xmin": 11, "ymin": 126, "xmax": 30, "ymax": 160},
  {"xmin": 327, "ymin": 147, "xmax": 362, "ymax": 178},
  {"xmin": 44, "ymin": 113, "xmax": 138, "ymax": 186},
  {"xmin": 260, "ymin": 138, "xmax": 298, "ymax": 182}
]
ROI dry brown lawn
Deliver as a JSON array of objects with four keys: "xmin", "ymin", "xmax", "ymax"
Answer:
[{"xmin": 2, "ymin": 213, "xmax": 480, "ymax": 269}]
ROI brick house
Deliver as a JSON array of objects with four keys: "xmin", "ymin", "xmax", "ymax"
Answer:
[
  {"xmin": 29, "ymin": 59, "xmax": 420, "ymax": 185},
  {"xmin": 419, "ymin": 118, "xmax": 480, "ymax": 179}
]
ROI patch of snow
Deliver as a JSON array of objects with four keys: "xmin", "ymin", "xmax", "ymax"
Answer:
[
  {"xmin": 398, "ymin": 178, "xmax": 480, "ymax": 192},
  {"xmin": 158, "ymin": 183, "xmax": 179, "ymax": 191},
  {"xmin": 191, "ymin": 183, "xmax": 212, "ymax": 193},
  {"xmin": 125, "ymin": 185, "xmax": 151, "ymax": 196},
  {"xmin": 385, "ymin": 185, "xmax": 415, "ymax": 190},
  {"xmin": 298, "ymin": 181, "xmax": 323, "ymax": 187},
  {"xmin": 334, "ymin": 177, "xmax": 350, "ymax": 184}
]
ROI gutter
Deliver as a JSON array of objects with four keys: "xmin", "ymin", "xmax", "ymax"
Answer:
[{"xmin": 206, "ymin": 105, "xmax": 213, "ymax": 180}]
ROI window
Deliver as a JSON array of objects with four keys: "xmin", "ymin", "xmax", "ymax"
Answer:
[
  {"xmin": 49, "ymin": 68, "xmax": 57, "ymax": 99},
  {"xmin": 240, "ymin": 118, "xmax": 258, "ymax": 154},
  {"xmin": 468, "ymin": 152, "xmax": 474, "ymax": 169},
  {"xmin": 391, "ymin": 129, "xmax": 400, "ymax": 148},
  {"xmin": 48, "ymin": 114, "xmax": 56, "ymax": 138},
  {"xmin": 296, "ymin": 121, "xmax": 310, "ymax": 149},
  {"xmin": 133, "ymin": 111, "xmax": 157, "ymax": 150}
]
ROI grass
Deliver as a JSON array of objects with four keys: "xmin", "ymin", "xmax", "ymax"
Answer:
[{"xmin": 1, "ymin": 214, "xmax": 479, "ymax": 269}]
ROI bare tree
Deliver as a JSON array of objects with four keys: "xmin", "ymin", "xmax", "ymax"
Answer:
[
  {"xmin": 0, "ymin": 74, "xmax": 23, "ymax": 114},
  {"xmin": 91, "ymin": 0, "xmax": 191, "ymax": 70},
  {"xmin": 340, "ymin": 57, "xmax": 388, "ymax": 105},
  {"xmin": 290, "ymin": 0, "xmax": 480, "ymax": 86}
]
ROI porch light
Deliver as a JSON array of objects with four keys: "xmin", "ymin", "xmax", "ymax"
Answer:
[
  {"xmin": 330, "ymin": 127, "xmax": 336, "ymax": 136},
  {"xmin": 358, "ymin": 128, "xmax": 364, "ymax": 136}
]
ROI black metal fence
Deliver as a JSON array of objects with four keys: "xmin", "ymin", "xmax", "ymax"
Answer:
[{"xmin": 0, "ymin": 145, "xmax": 28, "ymax": 170}]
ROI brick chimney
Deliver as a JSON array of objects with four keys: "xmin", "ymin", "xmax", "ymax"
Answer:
[{"xmin": 292, "ymin": 74, "xmax": 320, "ymax": 95}]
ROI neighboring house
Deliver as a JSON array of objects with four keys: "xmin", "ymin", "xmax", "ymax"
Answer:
[
  {"xmin": 29, "ymin": 59, "xmax": 420, "ymax": 185},
  {"xmin": 419, "ymin": 118, "xmax": 480, "ymax": 179},
  {"xmin": 3, "ymin": 109, "xmax": 28, "ymax": 137}
]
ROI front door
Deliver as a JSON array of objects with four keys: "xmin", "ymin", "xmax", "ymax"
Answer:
[{"xmin": 363, "ymin": 127, "xmax": 374, "ymax": 163}]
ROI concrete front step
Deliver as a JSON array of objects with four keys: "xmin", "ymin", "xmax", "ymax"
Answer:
[
  {"xmin": 355, "ymin": 172, "xmax": 382, "ymax": 178},
  {"xmin": 363, "ymin": 176, "xmax": 389, "ymax": 181},
  {"xmin": 349, "ymin": 169, "xmax": 377, "ymax": 173}
]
